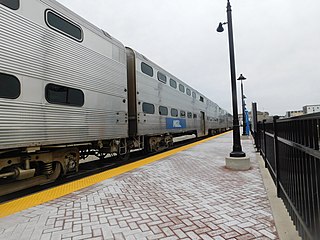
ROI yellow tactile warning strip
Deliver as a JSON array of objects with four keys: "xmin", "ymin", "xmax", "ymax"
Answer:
[{"xmin": 0, "ymin": 131, "xmax": 231, "ymax": 218}]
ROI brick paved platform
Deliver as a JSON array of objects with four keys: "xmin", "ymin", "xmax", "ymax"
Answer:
[{"xmin": 0, "ymin": 132, "xmax": 279, "ymax": 240}]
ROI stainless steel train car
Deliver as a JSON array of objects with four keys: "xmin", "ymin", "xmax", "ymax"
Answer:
[{"xmin": 0, "ymin": 0, "xmax": 231, "ymax": 195}]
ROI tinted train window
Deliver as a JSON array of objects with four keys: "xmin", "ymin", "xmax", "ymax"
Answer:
[
  {"xmin": 157, "ymin": 72, "xmax": 167, "ymax": 84},
  {"xmin": 192, "ymin": 92, "xmax": 196, "ymax": 98},
  {"xmin": 187, "ymin": 112, "xmax": 192, "ymax": 118},
  {"xmin": 141, "ymin": 62, "xmax": 153, "ymax": 77},
  {"xmin": 45, "ymin": 84, "xmax": 84, "ymax": 107},
  {"xmin": 170, "ymin": 79, "xmax": 177, "ymax": 88},
  {"xmin": 171, "ymin": 108, "xmax": 178, "ymax": 117},
  {"xmin": 0, "ymin": 0, "xmax": 19, "ymax": 10},
  {"xmin": 46, "ymin": 10, "xmax": 83, "ymax": 42},
  {"xmin": 200, "ymin": 96, "xmax": 204, "ymax": 102},
  {"xmin": 179, "ymin": 84, "xmax": 185, "ymax": 93},
  {"xmin": 0, "ymin": 73, "xmax": 20, "ymax": 99},
  {"xmin": 159, "ymin": 106, "xmax": 168, "ymax": 116},
  {"xmin": 180, "ymin": 110, "xmax": 186, "ymax": 118},
  {"xmin": 186, "ymin": 88, "xmax": 191, "ymax": 96},
  {"xmin": 193, "ymin": 114, "xmax": 197, "ymax": 119},
  {"xmin": 142, "ymin": 102, "xmax": 155, "ymax": 114}
]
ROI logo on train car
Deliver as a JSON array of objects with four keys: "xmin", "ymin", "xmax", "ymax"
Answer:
[{"xmin": 166, "ymin": 118, "xmax": 186, "ymax": 129}]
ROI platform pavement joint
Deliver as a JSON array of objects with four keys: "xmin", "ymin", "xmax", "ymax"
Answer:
[{"xmin": 0, "ymin": 133, "xmax": 279, "ymax": 240}]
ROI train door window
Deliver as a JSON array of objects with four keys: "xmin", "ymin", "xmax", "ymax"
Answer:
[
  {"xmin": 186, "ymin": 88, "xmax": 191, "ymax": 96},
  {"xmin": 199, "ymin": 96, "xmax": 204, "ymax": 102},
  {"xmin": 0, "ymin": 73, "xmax": 20, "ymax": 99},
  {"xmin": 142, "ymin": 102, "xmax": 155, "ymax": 114},
  {"xmin": 46, "ymin": 10, "xmax": 83, "ymax": 42},
  {"xmin": 192, "ymin": 92, "xmax": 196, "ymax": 98},
  {"xmin": 141, "ymin": 62, "xmax": 153, "ymax": 77},
  {"xmin": 193, "ymin": 113, "xmax": 197, "ymax": 118},
  {"xmin": 169, "ymin": 78, "xmax": 177, "ymax": 89},
  {"xmin": 187, "ymin": 112, "xmax": 192, "ymax": 118},
  {"xmin": 0, "ymin": 0, "xmax": 19, "ymax": 10},
  {"xmin": 159, "ymin": 106, "xmax": 168, "ymax": 116},
  {"xmin": 171, "ymin": 108, "xmax": 178, "ymax": 117},
  {"xmin": 180, "ymin": 110, "xmax": 186, "ymax": 118},
  {"xmin": 179, "ymin": 84, "xmax": 185, "ymax": 93},
  {"xmin": 157, "ymin": 72, "xmax": 167, "ymax": 84},
  {"xmin": 45, "ymin": 83, "xmax": 84, "ymax": 107}
]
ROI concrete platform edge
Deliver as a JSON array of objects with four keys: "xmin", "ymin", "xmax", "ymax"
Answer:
[{"xmin": 257, "ymin": 152, "xmax": 301, "ymax": 240}]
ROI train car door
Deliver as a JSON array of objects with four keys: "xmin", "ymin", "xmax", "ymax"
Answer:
[{"xmin": 200, "ymin": 111, "xmax": 205, "ymax": 136}]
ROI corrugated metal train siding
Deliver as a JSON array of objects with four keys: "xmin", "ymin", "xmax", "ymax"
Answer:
[{"xmin": 0, "ymin": 6, "xmax": 128, "ymax": 149}]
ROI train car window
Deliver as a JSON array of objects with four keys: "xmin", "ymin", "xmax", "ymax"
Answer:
[
  {"xmin": 187, "ymin": 112, "xmax": 192, "ymax": 118},
  {"xmin": 157, "ymin": 72, "xmax": 167, "ymax": 84},
  {"xmin": 0, "ymin": 0, "xmax": 19, "ymax": 10},
  {"xmin": 169, "ymin": 79, "xmax": 177, "ymax": 89},
  {"xmin": 186, "ymin": 88, "xmax": 191, "ymax": 96},
  {"xmin": 45, "ymin": 83, "xmax": 84, "ymax": 107},
  {"xmin": 46, "ymin": 10, "xmax": 83, "ymax": 42},
  {"xmin": 159, "ymin": 106, "xmax": 168, "ymax": 116},
  {"xmin": 171, "ymin": 108, "xmax": 178, "ymax": 117},
  {"xmin": 141, "ymin": 62, "xmax": 153, "ymax": 77},
  {"xmin": 200, "ymin": 96, "xmax": 204, "ymax": 102},
  {"xmin": 192, "ymin": 92, "xmax": 196, "ymax": 98},
  {"xmin": 193, "ymin": 113, "xmax": 197, "ymax": 119},
  {"xmin": 142, "ymin": 102, "xmax": 155, "ymax": 114},
  {"xmin": 180, "ymin": 110, "xmax": 186, "ymax": 118},
  {"xmin": 179, "ymin": 84, "xmax": 185, "ymax": 93},
  {"xmin": 0, "ymin": 73, "xmax": 20, "ymax": 99}
]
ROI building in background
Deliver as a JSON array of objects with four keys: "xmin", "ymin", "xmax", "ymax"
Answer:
[
  {"xmin": 285, "ymin": 110, "xmax": 304, "ymax": 118},
  {"xmin": 240, "ymin": 111, "xmax": 271, "ymax": 125},
  {"xmin": 302, "ymin": 104, "xmax": 320, "ymax": 114}
]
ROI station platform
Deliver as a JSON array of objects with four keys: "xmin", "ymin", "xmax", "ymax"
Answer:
[{"xmin": 0, "ymin": 132, "xmax": 289, "ymax": 240}]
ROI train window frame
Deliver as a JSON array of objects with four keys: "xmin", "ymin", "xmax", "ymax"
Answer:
[
  {"xmin": 0, "ymin": 0, "xmax": 19, "ymax": 10},
  {"xmin": 192, "ymin": 92, "xmax": 196, "ymax": 98},
  {"xmin": 142, "ymin": 102, "xmax": 155, "ymax": 114},
  {"xmin": 157, "ymin": 72, "xmax": 167, "ymax": 84},
  {"xmin": 179, "ymin": 84, "xmax": 185, "ymax": 93},
  {"xmin": 0, "ymin": 73, "xmax": 21, "ymax": 99},
  {"xmin": 159, "ymin": 106, "xmax": 168, "ymax": 116},
  {"xmin": 171, "ymin": 108, "xmax": 178, "ymax": 117},
  {"xmin": 180, "ymin": 110, "xmax": 186, "ymax": 118},
  {"xmin": 141, "ymin": 62, "xmax": 154, "ymax": 77},
  {"xmin": 45, "ymin": 83, "xmax": 84, "ymax": 107},
  {"xmin": 187, "ymin": 112, "xmax": 192, "ymax": 118},
  {"xmin": 169, "ymin": 78, "xmax": 177, "ymax": 89},
  {"xmin": 186, "ymin": 88, "xmax": 191, "ymax": 96},
  {"xmin": 45, "ymin": 9, "xmax": 83, "ymax": 42}
]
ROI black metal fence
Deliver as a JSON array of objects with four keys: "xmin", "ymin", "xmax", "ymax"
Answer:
[{"xmin": 255, "ymin": 113, "xmax": 320, "ymax": 240}]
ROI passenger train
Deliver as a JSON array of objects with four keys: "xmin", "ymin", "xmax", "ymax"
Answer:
[{"xmin": 0, "ymin": 0, "xmax": 232, "ymax": 195}]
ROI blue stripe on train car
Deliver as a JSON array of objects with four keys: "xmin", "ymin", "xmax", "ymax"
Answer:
[{"xmin": 166, "ymin": 118, "xmax": 186, "ymax": 129}]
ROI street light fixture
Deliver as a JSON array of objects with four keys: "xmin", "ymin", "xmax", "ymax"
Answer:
[
  {"xmin": 217, "ymin": 0, "xmax": 246, "ymax": 158},
  {"xmin": 237, "ymin": 74, "xmax": 247, "ymax": 136}
]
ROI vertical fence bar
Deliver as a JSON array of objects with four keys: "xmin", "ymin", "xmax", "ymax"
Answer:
[
  {"xmin": 273, "ymin": 116, "xmax": 280, "ymax": 197},
  {"xmin": 263, "ymin": 120, "xmax": 267, "ymax": 167}
]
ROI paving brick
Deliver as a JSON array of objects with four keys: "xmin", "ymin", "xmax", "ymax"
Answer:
[{"xmin": 0, "ymin": 133, "xmax": 279, "ymax": 240}]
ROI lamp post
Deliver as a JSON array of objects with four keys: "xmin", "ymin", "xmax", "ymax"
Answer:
[
  {"xmin": 237, "ymin": 74, "xmax": 247, "ymax": 136},
  {"xmin": 217, "ymin": 0, "xmax": 245, "ymax": 158}
]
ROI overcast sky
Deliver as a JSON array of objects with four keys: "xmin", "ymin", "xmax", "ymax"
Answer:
[{"xmin": 57, "ymin": 0, "xmax": 320, "ymax": 116}]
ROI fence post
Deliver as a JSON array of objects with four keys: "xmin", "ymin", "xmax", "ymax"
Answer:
[{"xmin": 273, "ymin": 116, "xmax": 280, "ymax": 197}]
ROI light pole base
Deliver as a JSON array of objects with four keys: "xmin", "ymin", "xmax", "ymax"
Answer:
[{"xmin": 225, "ymin": 156, "xmax": 251, "ymax": 171}]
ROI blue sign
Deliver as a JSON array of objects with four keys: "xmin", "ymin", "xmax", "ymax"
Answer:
[{"xmin": 166, "ymin": 118, "xmax": 186, "ymax": 129}]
